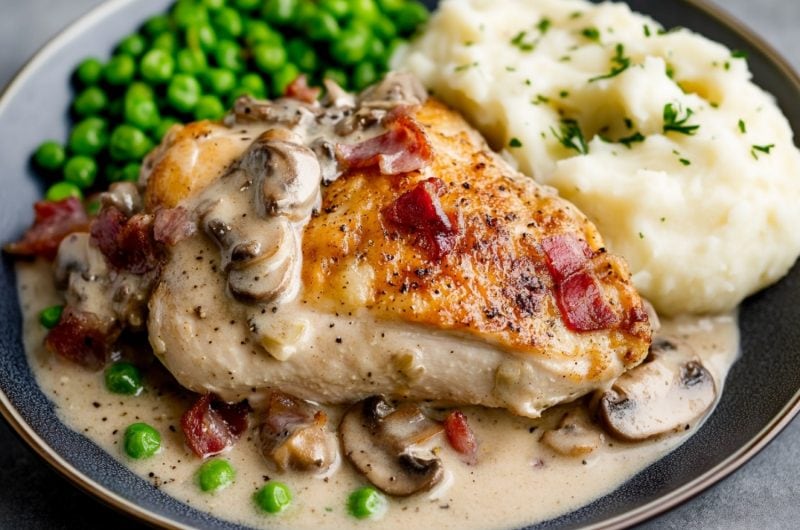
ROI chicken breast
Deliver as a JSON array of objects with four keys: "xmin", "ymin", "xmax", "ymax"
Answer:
[{"xmin": 145, "ymin": 74, "xmax": 651, "ymax": 417}]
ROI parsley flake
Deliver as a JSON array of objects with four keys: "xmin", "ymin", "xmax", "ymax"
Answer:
[
  {"xmin": 581, "ymin": 27, "xmax": 600, "ymax": 42},
  {"xmin": 663, "ymin": 103, "xmax": 700, "ymax": 135},
  {"xmin": 537, "ymin": 18, "xmax": 552, "ymax": 34},
  {"xmin": 551, "ymin": 119, "xmax": 588, "ymax": 155},
  {"xmin": 731, "ymin": 49, "xmax": 748, "ymax": 59},
  {"xmin": 751, "ymin": 144, "xmax": 775, "ymax": 159},
  {"xmin": 454, "ymin": 62, "xmax": 478, "ymax": 72},
  {"xmin": 618, "ymin": 131, "xmax": 645, "ymax": 148},
  {"xmin": 532, "ymin": 94, "xmax": 550, "ymax": 105},
  {"xmin": 509, "ymin": 137, "xmax": 523, "ymax": 148},
  {"xmin": 643, "ymin": 25, "xmax": 651, "ymax": 37},
  {"xmin": 589, "ymin": 44, "xmax": 631, "ymax": 82},
  {"xmin": 511, "ymin": 31, "xmax": 536, "ymax": 52},
  {"xmin": 738, "ymin": 119, "xmax": 747, "ymax": 133},
  {"xmin": 679, "ymin": 158, "xmax": 691, "ymax": 166}
]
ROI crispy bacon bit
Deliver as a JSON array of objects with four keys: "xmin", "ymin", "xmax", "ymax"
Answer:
[
  {"xmin": 541, "ymin": 234, "xmax": 620, "ymax": 332},
  {"xmin": 4, "ymin": 198, "xmax": 89, "ymax": 260},
  {"xmin": 90, "ymin": 207, "xmax": 160, "ymax": 274},
  {"xmin": 181, "ymin": 394, "xmax": 250, "ymax": 459},
  {"xmin": 444, "ymin": 410, "xmax": 478, "ymax": 465},
  {"xmin": 541, "ymin": 234, "xmax": 592, "ymax": 283},
  {"xmin": 337, "ymin": 113, "xmax": 432, "ymax": 175},
  {"xmin": 153, "ymin": 207, "xmax": 196, "ymax": 246},
  {"xmin": 382, "ymin": 177, "xmax": 460, "ymax": 260},
  {"xmin": 44, "ymin": 306, "xmax": 113, "ymax": 370},
  {"xmin": 284, "ymin": 74, "xmax": 321, "ymax": 104}
]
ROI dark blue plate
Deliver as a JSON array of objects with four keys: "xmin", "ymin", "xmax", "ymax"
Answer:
[{"xmin": 1, "ymin": 0, "xmax": 799, "ymax": 528}]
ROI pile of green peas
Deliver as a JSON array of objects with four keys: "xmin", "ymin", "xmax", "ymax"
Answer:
[{"xmin": 31, "ymin": 0, "xmax": 429, "ymax": 200}]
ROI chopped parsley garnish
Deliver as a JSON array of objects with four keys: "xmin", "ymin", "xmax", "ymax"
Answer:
[
  {"xmin": 617, "ymin": 131, "xmax": 645, "ymax": 148},
  {"xmin": 537, "ymin": 18, "xmax": 552, "ymax": 34},
  {"xmin": 738, "ymin": 119, "xmax": 747, "ymax": 133},
  {"xmin": 624, "ymin": 117, "xmax": 634, "ymax": 129},
  {"xmin": 638, "ymin": 232, "xmax": 645, "ymax": 239},
  {"xmin": 464, "ymin": 40, "xmax": 474, "ymax": 46},
  {"xmin": 731, "ymin": 49, "xmax": 748, "ymax": 59},
  {"xmin": 570, "ymin": 11, "xmax": 583, "ymax": 19},
  {"xmin": 506, "ymin": 66, "xmax": 517, "ymax": 72},
  {"xmin": 510, "ymin": 31, "xmax": 536, "ymax": 52},
  {"xmin": 509, "ymin": 137, "xmax": 523, "ymax": 148},
  {"xmin": 679, "ymin": 158, "xmax": 691, "ymax": 166},
  {"xmin": 589, "ymin": 44, "xmax": 631, "ymax": 82},
  {"xmin": 643, "ymin": 25, "xmax": 651, "ymax": 37},
  {"xmin": 454, "ymin": 62, "xmax": 478, "ymax": 72},
  {"xmin": 663, "ymin": 103, "xmax": 700, "ymax": 135},
  {"xmin": 551, "ymin": 119, "xmax": 588, "ymax": 155},
  {"xmin": 751, "ymin": 143, "xmax": 775, "ymax": 159},
  {"xmin": 559, "ymin": 90, "xmax": 569, "ymax": 98},
  {"xmin": 581, "ymin": 27, "xmax": 600, "ymax": 42},
  {"xmin": 532, "ymin": 94, "xmax": 550, "ymax": 105},
  {"xmin": 559, "ymin": 55, "xmax": 572, "ymax": 62},
  {"xmin": 665, "ymin": 63, "xmax": 675, "ymax": 79}
]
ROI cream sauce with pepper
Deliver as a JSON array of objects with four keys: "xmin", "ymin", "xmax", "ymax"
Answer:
[{"xmin": 17, "ymin": 260, "xmax": 738, "ymax": 530}]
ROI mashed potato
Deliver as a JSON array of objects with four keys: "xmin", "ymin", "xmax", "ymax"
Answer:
[{"xmin": 397, "ymin": 0, "xmax": 800, "ymax": 315}]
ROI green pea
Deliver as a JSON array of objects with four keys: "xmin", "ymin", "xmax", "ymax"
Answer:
[
  {"xmin": 140, "ymin": 49, "xmax": 175, "ymax": 84},
  {"xmin": 73, "ymin": 86, "xmax": 107, "ymax": 116},
  {"xmin": 213, "ymin": 7, "xmax": 243, "ymax": 39},
  {"xmin": 353, "ymin": 62, "xmax": 378, "ymax": 90},
  {"xmin": 253, "ymin": 41, "xmax": 287, "ymax": 73},
  {"xmin": 69, "ymin": 117, "xmax": 108, "ymax": 156},
  {"xmin": 270, "ymin": 62, "xmax": 300, "ymax": 96},
  {"xmin": 293, "ymin": 2, "xmax": 318, "ymax": 30},
  {"xmin": 126, "ymin": 81, "xmax": 155, "ymax": 102},
  {"xmin": 185, "ymin": 24, "xmax": 218, "ymax": 53},
  {"xmin": 120, "ymin": 163, "xmax": 142, "ymax": 182},
  {"xmin": 104, "ymin": 362, "xmax": 144, "ymax": 395},
  {"xmin": 142, "ymin": 14, "xmax": 172, "ymax": 37},
  {"xmin": 86, "ymin": 200, "xmax": 101, "ymax": 216},
  {"xmin": 153, "ymin": 118, "xmax": 180, "ymax": 141},
  {"xmin": 263, "ymin": 0, "xmax": 298, "ymax": 26},
  {"xmin": 34, "ymin": 141, "xmax": 66, "ymax": 171},
  {"xmin": 103, "ymin": 54, "xmax": 136, "ymax": 86},
  {"xmin": 373, "ymin": 15, "xmax": 397, "ymax": 40},
  {"xmin": 320, "ymin": 0, "xmax": 349, "ymax": 20},
  {"xmin": 239, "ymin": 73, "xmax": 266, "ymax": 98},
  {"xmin": 194, "ymin": 95, "xmax": 226, "ymax": 120},
  {"xmin": 151, "ymin": 32, "xmax": 178, "ymax": 53},
  {"xmin": 367, "ymin": 37, "xmax": 387, "ymax": 63},
  {"xmin": 214, "ymin": 40, "xmax": 244, "ymax": 71},
  {"xmin": 64, "ymin": 156, "xmax": 97, "ymax": 189},
  {"xmin": 172, "ymin": 0, "xmax": 209, "ymax": 28},
  {"xmin": 347, "ymin": 486, "xmax": 386, "ymax": 519},
  {"xmin": 177, "ymin": 48, "xmax": 208, "ymax": 75},
  {"xmin": 352, "ymin": 0, "xmax": 380, "ymax": 22},
  {"xmin": 306, "ymin": 10, "xmax": 340, "ymax": 41},
  {"xmin": 39, "ymin": 305, "xmax": 63, "ymax": 329},
  {"xmin": 395, "ymin": 2, "xmax": 429, "ymax": 35},
  {"xmin": 201, "ymin": 68, "xmax": 237, "ymax": 96},
  {"xmin": 202, "ymin": 0, "xmax": 225, "ymax": 10},
  {"xmin": 167, "ymin": 74, "xmax": 203, "ymax": 113},
  {"xmin": 244, "ymin": 20, "xmax": 280, "ymax": 46},
  {"xmin": 331, "ymin": 25, "xmax": 370, "ymax": 65},
  {"xmin": 45, "ymin": 181, "xmax": 83, "ymax": 202},
  {"xmin": 286, "ymin": 38, "xmax": 317, "ymax": 72},
  {"xmin": 117, "ymin": 33, "xmax": 147, "ymax": 57},
  {"xmin": 377, "ymin": 0, "xmax": 404, "ymax": 12},
  {"xmin": 109, "ymin": 124, "xmax": 153, "ymax": 161},
  {"xmin": 197, "ymin": 459, "xmax": 236, "ymax": 492},
  {"xmin": 75, "ymin": 57, "xmax": 104, "ymax": 86},
  {"xmin": 125, "ymin": 97, "xmax": 160, "ymax": 131},
  {"xmin": 234, "ymin": 0, "xmax": 261, "ymax": 11},
  {"xmin": 123, "ymin": 423, "xmax": 161, "ymax": 459},
  {"xmin": 254, "ymin": 482, "xmax": 292, "ymax": 514}
]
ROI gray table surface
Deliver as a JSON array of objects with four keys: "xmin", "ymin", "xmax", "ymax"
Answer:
[{"xmin": 2, "ymin": 0, "xmax": 800, "ymax": 528}]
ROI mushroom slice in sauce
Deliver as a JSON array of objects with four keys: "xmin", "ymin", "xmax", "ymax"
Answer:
[
  {"xmin": 340, "ymin": 396, "xmax": 444, "ymax": 496},
  {"xmin": 541, "ymin": 407, "xmax": 604, "ymax": 456},
  {"xmin": 259, "ymin": 391, "xmax": 336, "ymax": 473},
  {"xmin": 598, "ymin": 338, "xmax": 717, "ymax": 441}
]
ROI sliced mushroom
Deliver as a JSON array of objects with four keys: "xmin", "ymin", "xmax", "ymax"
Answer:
[
  {"xmin": 598, "ymin": 337, "xmax": 717, "ymax": 441},
  {"xmin": 541, "ymin": 407, "xmax": 603, "ymax": 456},
  {"xmin": 340, "ymin": 396, "xmax": 444, "ymax": 496},
  {"xmin": 259, "ymin": 391, "xmax": 336, "ymax": 473}
]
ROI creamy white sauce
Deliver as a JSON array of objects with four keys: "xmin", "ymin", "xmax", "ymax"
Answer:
[{"xmin": 16, "ymin": 260, "xmax": 739, "ymax": 530}]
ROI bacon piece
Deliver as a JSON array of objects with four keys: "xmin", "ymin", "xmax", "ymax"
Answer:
[
  {"xmin": 44, "ymin": 306, "xmax": 113, "ymax": 370},
  {"xmin": 181, "ymin": 394, "xmax": 250, "ymax": 459},
  {"xmin": 443, "ymin": 410, "xmax": 478, "ymax": 465},
  {"xmin": 4, "ymin": 198, "xmax": 89, "ymax": 260},
  {"xmin": 541, "ymin": 234, "xmax": 620, "ymax": 332},
  {"xmin": 90, "ymin": 207, "xmax": 160, "ymax": 274},
  {"xmin": 153, "ymin": 207, "xmax": 196, "ymax": 246},
  {"xmin": 556, "ymin": 271, "xmax": 620, "ymax": 332},
  {"xmin": 284, "ymin": 74, "xmax": 321, "ymax": 104},
  {"xmin": 337, "ymin": 113, "xmax": 432, "ymax": 175},
  {"xmin": 382, "ymin": 177, "xmax": 459, "ymax": 260},
  {"xmin": 541, "ymin": 234, "xmax": 593, "ymax": 283}
]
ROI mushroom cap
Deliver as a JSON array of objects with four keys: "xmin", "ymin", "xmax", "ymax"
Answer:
[
  {"xmin": 598, "ymin": 338, "xmax": 717, "ymax": 441},
  {"xmin": 339, "ymin": 396, "xmax": 443, "ymax": 497},
  {"xmin": 541, "ymin": 407, "xmax": 604, "ymax": 456}
]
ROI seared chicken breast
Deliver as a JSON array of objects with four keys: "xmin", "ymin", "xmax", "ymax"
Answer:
[{"xmin": 144, "ymin": 74, "xmax": 650, "ymax": 417}]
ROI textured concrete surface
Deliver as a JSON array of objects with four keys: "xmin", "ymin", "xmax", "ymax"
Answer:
[{"xmin": 1, "ymin": 0, "xmax": 800, "ymax": 528}]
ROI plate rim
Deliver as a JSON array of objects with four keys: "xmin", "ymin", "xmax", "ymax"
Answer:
[{"xmin": 1, "ymin": 0, "xmax": 799, "ymax": 529}]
